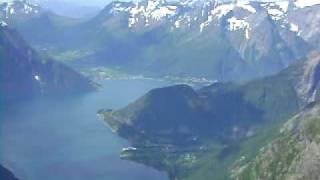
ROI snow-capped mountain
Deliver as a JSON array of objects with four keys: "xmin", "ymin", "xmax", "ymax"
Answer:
[
  {"xmin": 3, "ymin": 0, "xmax": 318, "ymax": 42},
  {"xmin": 103, "ymin": 0, "xmax": 319, "ymax": 45},
  {"xmin": 78, "ymin": 0, "xmax": 317, "ymax": 81},
  {"xmin": 0, "ymin": 0, "xmax": 82, "ymax": 49},
  {"xmin": 1, "ymin": 0, "xmax": 319, "ymax": 82},
  {"xmin": 0, "ymin": 0, "xmax": 41, "ymax": 20}
]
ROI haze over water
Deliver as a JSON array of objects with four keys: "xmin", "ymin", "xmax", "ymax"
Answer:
[{"xmin": 0, "ymin": 79, "xmax": 170, "ymax": 180}]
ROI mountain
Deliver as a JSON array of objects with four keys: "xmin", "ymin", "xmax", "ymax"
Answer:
[
  {"xmin": 1, "ymin": 0, "xmax": 319, "ymax": 82},
  {"xmin": 102, "ymin": 52, "xmax": 320, "ymax": 143},
  {"xmin": 0, "ymin": 165, "xmax": 18, "ymax": 180},
  {"xmin": 100, "ymin": 52, "xmax": 320, "ymax": 179},
  {"xmin": 0, "ymin": 24, "xmax": 96, "ymax": 103},
  {"xmin": 57, "ymin": 0, "xmax": 318, "ymax": 81},
  {"xmin": 234, "ymin": 101, "xmax": 320, "ymax": 180},
  {"xmin": 0, "ymin": 0, "xmax": 81, "ymax": 46},
  {"xmin": 0, "ymin": 0, "xmax": 41, "ymax": 21}
]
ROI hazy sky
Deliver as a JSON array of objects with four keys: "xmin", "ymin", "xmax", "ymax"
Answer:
[
  {"xmin": 55, "ymin": 0, "xmax": 114, "ymax": 7},
  {"xmin": 0, "ymin": 0, "xmax": 117, "ymax": 7},
  {"xmin": 0, "ymin": 0, "xmax": 271, "ymax": 8}
]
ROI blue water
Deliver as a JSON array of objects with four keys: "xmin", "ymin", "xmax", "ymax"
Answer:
[{"xmin": 0, "ymin": 79, "xmax": 171, "ymax": 180}]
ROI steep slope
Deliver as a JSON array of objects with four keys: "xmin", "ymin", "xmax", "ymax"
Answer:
[
  {"xmin": 100, "ymin": 53, "xmax": 320, "ymax": 179},
  {"xmin": 0, "ymin": 165, "xmax": 18, "ymax": 180},
  {"xmin": 0, "ymin": 0, "xmax": 81, "ymax": 46},
  {"xmin": 3, "ymin": 0, "xmax": 317, "ymax": 82},
  {"xmin": 0, "ymin": 25, "xmax": 95, "ymax": 103},
  {"xmin": 72, "ymin": 0, "xmax": 312, "ymax": 81},
  {"xmin": 288, "ymin": 1, "xmax": 320, "ymax": 49},
  {"xmin": 102, "ymin": 53, "xmax": 320, "ymax": 142},
  {"xmin": 234, "ymin": 102, "xmax": 320, "ymax": 180}
]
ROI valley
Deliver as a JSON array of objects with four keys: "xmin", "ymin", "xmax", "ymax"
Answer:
[
  {"xmin": 2, "ymin": 0, "xmax": 320, "ymax": 82},
  {"xmin": 81, "ymin": 66, "xmax": 214, "ymax": 87}
]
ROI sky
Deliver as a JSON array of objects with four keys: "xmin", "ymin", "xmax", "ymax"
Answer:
[
  {"xmin": 0, "ymin": 0, "xmax": 116, "ymax": 7},
  {"xmin": 47, "ymin": 0, "xmax": 113, "ymax": 7},
  {"xmin": 0, "ymin": 0, "xmax": 284, "ymax": 8}
]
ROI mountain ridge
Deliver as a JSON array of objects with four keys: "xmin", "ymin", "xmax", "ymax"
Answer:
[
  {"xmin": 62, "ymin": 0, "xmax": 319, "ymax": 81},
  {"xmin": 0, "ymin": 25, "xmax": 96, "ymax": 103},
  {"xmin": 1, "ymin": 0, "xmax": 319, "ymax": 82},
  {"xmin": 234, "ymin": 101, "xmax": 320, "ymax": 180},
  {"xmin": 0, "ymin": 165, "xmax": 18, "ymax": 180},
  {"xmin": 100, "ymin": 52, "xmax": 320, "ymax": 179}
]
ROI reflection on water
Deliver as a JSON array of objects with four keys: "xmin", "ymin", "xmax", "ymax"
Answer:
[{"xmin": 0, "ymin": 79, "xmax": 171, "ymax": 180}]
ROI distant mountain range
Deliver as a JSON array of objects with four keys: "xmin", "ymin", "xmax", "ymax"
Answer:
[
  {"xmin": 1, "ymin": 0, "xmax": 319, "ymax": 82},
  {"xmin": 0, "ymin": 24, "xmax": 96, "ymax": 103}
]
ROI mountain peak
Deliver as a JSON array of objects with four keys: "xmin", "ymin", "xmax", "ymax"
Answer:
[
  {"xmin": 0, "ymin": 0, "xmax": 41, "ymax": 20},
  {"xmin": 104, "ymin": 0, "xmax": 319, "ymax": 38}
]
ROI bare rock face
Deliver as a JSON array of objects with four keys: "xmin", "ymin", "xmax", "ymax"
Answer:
[
  {"xmin": 295, "ymin": 53, "xmax": 320, "ymax": 103},
  {"xmin": 288, "ymin": 5, "xmax": 320, "ymax": 49}
]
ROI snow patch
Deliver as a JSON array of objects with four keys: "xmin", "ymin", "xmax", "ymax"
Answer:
[
  {"xmin": 199, "ymin": 15, "xmax": 213, "ymax": 32},
  {"xmin": 294, "ymin": 0, "xmax": 320, "ymax": 8},
  {"xmin": 175, "ymin": 19, "xmax": 181, "ymax": 28},
  {"xmin": 228, "ymin": 17, "xmax": 251, "ymax": 39},
  {"xmin": 129, "ymin": 5, "xmax": 141, "ymax": 16},
  {"xmin": 290, "ymin": 23, "xmax": 299, "ymax": 32},
  {"xmin": 181, "ymin": 0, "xmax": 198, "ymax": 6},
  {"xmin": 122, "ymin": 147, "xmax": 137, "ymax": 151},
  {"xmin": 9, "ymin": 7, "xmax": 15, "ymax": 15},
  {"xmin": 289, "ymin": 23, "xmax": 301, "ymax": 35},
  {"xmin": 236, "ymin": 1, "xmax": 256, "ymax": 13},
  {"xmin": 2, "ymin": 0, "xmax": 40, "ymax": 18},
  {"xmin": 111, "ymin": 6, "xmax": 127, "ymax": 13},
  {"xmin": 211, "ymin": 4, "xmax": 234, "ymax": 18},
  {"xmin": 34, "ymin": 75, "xmax": 40, "ymax": 81},
  {"xmin": 200, "ymin": 22, "xmax": 205, "ymax": 32},
  {"xmin": 146, "ymin": 0, "xmax": 161, "ymax": 12},
  {"xmin": 267, "ymin": 8, "xmax": 285, "ymax": 20},
  {"xmin": 151, "ymin": 6, "xmax": 177, "ymax": 20},
  {"xmin": 0, "ymin": 21, "xmax": 8, "ymax": 27},
  {"xmin": 128, "ymin": 17, "xmax": 137, "ymax": 28},
  {"xmin": 124, "ymin": 0, "xmax": 177, "ymax": 28},
  {"xmin": 275, "ymin": 1, "xmax": 289, "ymax": 12},
  {"xmin": 262, "ymin": 1, "xmax": 289, "ymax": 21}
]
